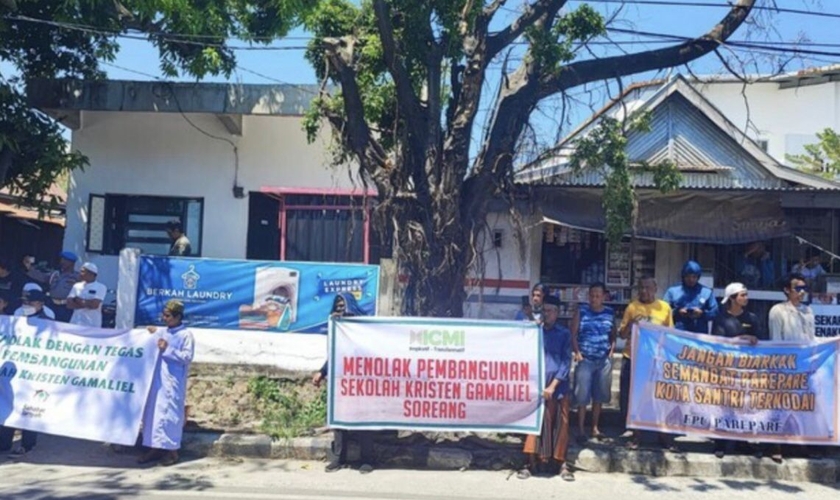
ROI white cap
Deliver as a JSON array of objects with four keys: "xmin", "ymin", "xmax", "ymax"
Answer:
[
  {"xmin": 721, "ymin": 282, "xmax": 747, "ymax": 304},
  {"xmin": 23, "ymin": 283, "xmax": 43, "ymax": 292},
  {"xmin": 81, "ymin": 262, "xmax": 99, "ymax": 275}
]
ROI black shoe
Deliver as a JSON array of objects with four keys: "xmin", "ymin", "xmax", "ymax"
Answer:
[
  {"xmin": 714, "ymin": 449, "xmax": 724, "ymax": 459},
  {"xmin": 325, "ymin": 460, "xmax": 342, "ymax": 473}
]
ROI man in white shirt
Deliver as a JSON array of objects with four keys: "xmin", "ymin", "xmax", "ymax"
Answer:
[
  {"xmin": 768, "ymin": 272, "xmax": 815, "ymax": 342},
  {"xmin": 67, "ymin": 262, "xmax": 107, "ymax": 327}
]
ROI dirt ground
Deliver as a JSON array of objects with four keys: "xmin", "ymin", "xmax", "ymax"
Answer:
[{"xmin": 184, "ymin": 363, "xmax": 324, "ymax": 435}]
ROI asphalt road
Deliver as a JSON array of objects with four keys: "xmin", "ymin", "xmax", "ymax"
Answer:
[{"xmin": 0, "ymin": 435, "xmax": 838, "ymax": 500}]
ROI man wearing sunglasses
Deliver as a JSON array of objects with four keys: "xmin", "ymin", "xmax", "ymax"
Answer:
[{"xmin": 768, "ymin": 273, "xmax": 815, "ymax": 342}]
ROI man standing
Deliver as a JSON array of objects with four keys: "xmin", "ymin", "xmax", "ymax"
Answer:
[
  {"xmin": 618, "ymin": 277, "xmax": 674, "ymax": 449},
  {"xmin": 710, "ymin": 282, "xmax": 762, "ymax": 460},
  {"xmin": 49, "ymin": 251, "xmax": 80, "ymax": 322},
  {"xmin": 571, "ymin": 282, "xmax": 615, "ymax": 443},
  {"xmin": 768, "ymin": 273, "xmax": 815, "ymax": 341},
  {"xmin": 137, "ymin": 300, "xmax": 195, "ymax": 466},
  {"xmin": 664, "ymin": 260, "xmax": 718, "ymax": 334},
  {"xmin": 67, "ymin": 263, "xmax": 108, "ymax": 328},
  {"xmin": 166, "ymin": 220, "xmax": 192, "ymax": 257},
  {"xmin": 518, "ymin": 295, "xmax": 574, "ymax": 481}
]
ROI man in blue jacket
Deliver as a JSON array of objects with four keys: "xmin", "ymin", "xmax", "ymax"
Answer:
[{"xmin": 664, "ymin": 260, "xmax": 719, "ymax": 333}]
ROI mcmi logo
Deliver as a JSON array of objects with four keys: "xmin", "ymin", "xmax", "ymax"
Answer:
[{"xmin": 181, "ymin": 265, "xmax": 201, "ymax": 290}]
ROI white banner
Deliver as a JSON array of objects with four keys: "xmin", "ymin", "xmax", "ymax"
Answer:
[
  {"xmin": 0, "ymin": 316, "xmax": 159, "ymax": 445},
  {"xmin": 327, "ymin": 317, "xmax": 544, "ymax": 434},
  {"xmin": 813, "ymin": 304, "xmax": 840, "ymax": 338}
]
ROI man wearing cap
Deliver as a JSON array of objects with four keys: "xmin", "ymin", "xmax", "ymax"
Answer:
[
  {"xmin": 138, "ymin": 300, "xmax": 195, "ymax": 466},
  {"xmin": 13, "ymin": 285, "xmax": 56, "ymax": 320},
  {"xmin": 27, "ymin": 251, "xmax": 80, "ymax": 322},
  {"xmin": 710, "ymin": 282, "xmax": 762, "ymax": 460},
  {"xmin": 67, "ymin": 262, "xmax": 108, "ymax": 327},
  {"xmin": 49, "ymin": 252, "xmax": 81, "ymax": 322},
  {"xmin": 711, "ymin": 283, "xmax": 762, "ymax": 344}
]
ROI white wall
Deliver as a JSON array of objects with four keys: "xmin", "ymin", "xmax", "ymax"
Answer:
[
  {"xmin": 463, "ymin": 212, "xmax": 541, "ymax": 320},
  {"xmin": 695, "ymin": 81, "xmax": 840, "ymax": 165},
  {"xmin": 66, "ymin": 111, "xmax": 362, "ymax": 290}
]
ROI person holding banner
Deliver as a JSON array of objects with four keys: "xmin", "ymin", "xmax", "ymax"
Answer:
[
  {"xmin": 618, "ymin": 277, "xmax": 674, "ymax": 450},
  {"xmin": 313, "ymin": 293, "xmax": 376, "ymax": 474},
  {"xmin": 571, "ymin": 282, "xmax": 616, "ymax": 443},
  {"xmin": 137, "ymin": 299, "xmax": 195, "ymax": 466},
  {"xmin": 710, "ymin": 282, "xmax": 762, "ymax": 460},
  {"xmin": 768, "ymin": 273, "xmax": 815, "ymax": 342},
  {"xmin": 518, "ymin": 295, "xmax": 574, "ymax": 481}
]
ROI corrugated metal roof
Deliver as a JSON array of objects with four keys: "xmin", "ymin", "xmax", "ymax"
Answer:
[
  {"xmin": 518, "ymin": 76, "xmax": 840, "ymax": 191},
  {"xmin": 527, "ymin": 170, "xmax": 793, "ymax": 190}
]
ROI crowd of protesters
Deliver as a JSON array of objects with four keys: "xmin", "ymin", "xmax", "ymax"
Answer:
[
  {"xmin": 512, "ymin": 255, "xmax": 829, "ymax": 480},
  {"xmin": 0, "ymin": 250, "xmax": 194, "ymax": 466}
]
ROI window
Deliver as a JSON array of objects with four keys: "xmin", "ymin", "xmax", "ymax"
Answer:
[
  {"xmin": 281, "ymin": 194, "xmax": 370, "ymax": 263},
  {"xmin": 87, "ymin": 194, "xmax": 203, "ymax": 256}
]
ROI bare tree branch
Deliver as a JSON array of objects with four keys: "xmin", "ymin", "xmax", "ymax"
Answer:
[
  {"xmin": 372, "ymin": 0, "xmax": 425, "ymax": 130},
  {"xmin": 539, "ymin": 0, "xmax": 757, "ymax": 98},
  {"xmin": 321, "ymin": 37, "xmax": 391, "ymax": 194}
]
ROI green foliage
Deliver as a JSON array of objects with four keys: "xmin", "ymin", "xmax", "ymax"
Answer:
[
  {"xmin": 527, "ymin": 4, "xmax": 605, "ymax": 72},
  {"xmin": 785, "ymin": 128, "xmax": 840, "ymax": 180},
  {"xmin": 0, "ymin": 0, "xmax": 314, "ymax": 204},
  {"xmin": 569, "ymin": 116, "xmax": 682, "ymax": 244},
  {"xmin": 248, "ymin": 376, "xmax": 327, "ymax": 439}
]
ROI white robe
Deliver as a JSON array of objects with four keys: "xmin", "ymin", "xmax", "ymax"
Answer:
[{"xmin": 142, "ymin": 324, "xmax": 195, "ymax": 450}]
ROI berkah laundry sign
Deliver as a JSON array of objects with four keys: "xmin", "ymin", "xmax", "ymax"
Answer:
[{"xmin": 134, "ymin": 256, "xmax": 379, "ymax": 333}]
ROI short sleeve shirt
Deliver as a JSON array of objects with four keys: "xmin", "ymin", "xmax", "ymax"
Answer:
[
  {"xmin": 68, "ymin": 281, "xmax": 108, "ymax": 327},
  {"xmin": 620, "ymin": 299, "xmax": 674, "ymax": 358}
]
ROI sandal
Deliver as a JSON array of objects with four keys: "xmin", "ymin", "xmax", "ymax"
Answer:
[
  {"xmin": 626, "ymin": 439, "xmax": 639, "ymax": 450},
  {"xmin": 592, "ymin": 432, "xmax": 607, "ymax": 442},
  {"xmin": 159, "ymin": 451, "xmax": 179, "ymax": 467},
  {"xmin": 560, "ymin": 465, "xmax": 575, "ymax": 482},
  {"xmin": 516, "ymin": 468, "xmax": 532, "ymax": 480}
]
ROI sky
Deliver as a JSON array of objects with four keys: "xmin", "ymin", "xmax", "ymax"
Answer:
[{"xmin": 9, "ymin": 0, "xmax": 840, "ymax": 145}]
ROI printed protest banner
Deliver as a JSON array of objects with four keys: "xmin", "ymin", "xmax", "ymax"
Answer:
[
  {"xmin": 0, "ymin": 316, "xmax": 159, "ymax": 445},
  {"xmin": 327, "ymin": 317, "xmax": 544, "ymax": 434},
  {"xmin": 812, "ymin": 304, "xmax": 840, "ymax": 338},
  {"xmin": 628, "ymin": 322, "xmax": 840, "ymax": 445},
  {"xmin": 135, "ymin": 256, "xmax": 379, "ymax": 333}
]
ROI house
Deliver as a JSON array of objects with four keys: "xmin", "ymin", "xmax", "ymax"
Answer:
[
  {"xmin": 27, "ymin": 79, "xmax": 382, "ymax": 291},
  {"xmin": 466, "ymin": 75, "xmax": 840, "ymax": 325},
  {"xmin": 0, "ymin": 184, "xmax": 66, "ymax": 267},
  {"xmin": 26, "ymin": 78, "xmax": 385, "ymax": 369}
]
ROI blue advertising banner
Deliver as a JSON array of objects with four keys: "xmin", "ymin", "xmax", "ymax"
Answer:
[
  {"xmin": 135, "ymin": 256, "xmax": 380, "ymax": 333},
  {"xmin": 628, "ymin": 323, "xmax": 840, "ymax": 445}
]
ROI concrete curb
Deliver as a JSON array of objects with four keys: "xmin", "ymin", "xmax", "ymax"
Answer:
[{"xmin": 180, "ymin": 432, "xmax": 839, "ymax": 484}]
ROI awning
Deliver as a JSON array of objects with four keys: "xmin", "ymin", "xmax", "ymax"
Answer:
[{"xmin": 537, "ymin": 188, "xmax": 789, "ymax": 244}]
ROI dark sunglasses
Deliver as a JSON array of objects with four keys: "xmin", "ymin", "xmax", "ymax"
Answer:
[{"xmin": 794, "ymin": 285, "xmax": 809, "ymax": 293}]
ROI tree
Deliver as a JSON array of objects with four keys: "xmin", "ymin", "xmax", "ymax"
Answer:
[
  {"xmin": 303, "ymin": 0, "xmax": 757, "ymax": 317},
  {"xmin": 0, "ymin": 0, "xmax": 312, "ymax": 205},
  {"xmin": 786, "ymin": 128, "xmax": 840, "ymax": 180}
]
